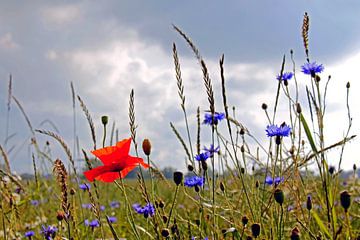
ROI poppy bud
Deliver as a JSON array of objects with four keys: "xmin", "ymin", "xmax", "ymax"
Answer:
[
  {"xmin": 251, "ymin": 223, "xmax": 261, "ymax": 238},
  {"xmin": 220, "ymin": 182, "xmax": 225, "ymax": 192},
  {"xmin": 241, "ymin": 215, "xmax": 249, "ymax": 226},
  {"xmin": 46, "ymin": 141, "xmax": 50, "ymax": 146},
  {"xmin": 142, "ymin": 139, "xmax": 151, "ymax": 156},
  {"xmin": 346, "ymin": 82, "xmax": 350, "ymax": 89},
  {"xmin": 306, "ymin": 195, "xmax": 312, "ymax": 211},
  {"xmin": 57, "ymin": 211, "xmax": 65, "ymax": 221},
  {"xmin": 173, "ymin": 171, "xmax": 183, "ymax": 186},
  {"xmin": 101, "ymin": 115, "xmax": 108, "ymax": 126},
  {"xmin": 340, "ymin": 190, "xmax": 351, "ymax": 212},
  {"xmin": 261, "ymin": 103, "xmax": 268, "ymax": 110},
  {"xmin": 296, "ymin": 103, "xmax": 302, "ymax": 114},
  {"xmin": 187, "ymin": 164, "xmax": 194, "ymax": 171},
  {"xmin": 290, "ymin": 227, "xmax": 300, "ymax": 240},
  {"xmin": 161, "ymin": 228, "xmax": 170, "ymax": 237},
  {"xmin": 274, "ymin": 189, "xmax": 284, "ymax": 205},
  {"xmin": 315, "ymin": 75, "xmax": 321, "ymax": 82},
  {"xmin": 353, "ymin": 164, "xmax": 357, "ymax": 172},
  {"xmin": 241, "ymin": 145, "xmax": 245, "ymax": 153}
]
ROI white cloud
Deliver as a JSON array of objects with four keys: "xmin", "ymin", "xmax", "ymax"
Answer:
[
  {"xmin": 46, "ymin": 50, "xmax": 58, "ymax": 60},
  {"xmin": 0, "ymin": 33, "xmax": 19, "ymax": 50},
  {"xmin": 41, "ymin": 4, "xmax": 81, "ymax": 25}
]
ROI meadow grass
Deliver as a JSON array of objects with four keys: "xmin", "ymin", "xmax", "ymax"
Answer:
[{"xmin": 0, "ymin": 13, "xmax": 359, "ymax": 240}]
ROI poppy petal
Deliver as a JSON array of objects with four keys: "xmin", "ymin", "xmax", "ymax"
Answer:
[
  {"xmin": 84, "ymin": 165, "xmax": 112, "ymax": 182},
  {"xmin": 124, "ymin": 156, "xmax": 150, "ymax": 169},
  {"xmin": 95, "ymin": 172, "xmax": 121, "ymax": 182},
  {"xmin": 91, "ymin": 138, "xmax": 131, "ymax": 165}
]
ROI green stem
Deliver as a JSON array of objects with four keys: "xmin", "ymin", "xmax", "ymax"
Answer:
[{"xmin": 167, "ymin": 185, "xmax": 179, "ymax": 228}]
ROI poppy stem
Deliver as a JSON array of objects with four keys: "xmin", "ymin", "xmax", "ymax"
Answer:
[{"xmin": 167, "ymin": 184, "xmax": 179, "ymax": 228}]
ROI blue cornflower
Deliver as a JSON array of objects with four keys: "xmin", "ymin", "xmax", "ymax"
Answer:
[
  {"xmin": 79, "ymin": 183, "xmax": 90, "ymax": 191},
  {"xmin": 110, "ymin": 201, "xmax": 120, "ymax": 208},
  {"xmin": 265, "ymin": 176, "xmax": 284, "ymax": 185},
  {"xmin": 40, "ymin": 225, "xmax": 57, "ymax": 240},
  {"xmin": 276, "ymin": 72, "xmax": 293, "ymax": 81},
  {"xmin": 85, "ymin": 219, "xmax": 100, "ymax": 229},
  {"xmin": 184, "ymin": 176, "xmax": 205, "ymax": 188},
  {"xmin": 203, "ymin": 112, "xmax": 225, "ymax": 125},
  {"xmin": 301, "ymin": 62, "xmax": 324, "ymax": 76},
  {"xmin": 266, "ymin": 124, "xmax": 291, "ymax": 137},
  {"xmin": 30, "ymin": 200, "xmax": 39, "ymax": 206},
  {"xmin": 195, "ymin": 152, "xmax": 210, "ymax": 162},
  {"xmin": 82, "ymin": 203, "xmax": 92, "ymax": 209},
  {"xmin": 100, "ymin": 205, "xmax": 105, "ymax": 211},
  {"xmin": 25, "ymin": 231, "xmax": 35, "ymax": 238},
  {"xmin": 107, "ymin": 216, "xmax": 117, "ymax": 223},
  {"xmin": 133, "ymin": 203, "xmax": 155, "ymax": 218},
  {"xmin": 204, "ymin": 144, "xmax": 220, "ymax": 157}
]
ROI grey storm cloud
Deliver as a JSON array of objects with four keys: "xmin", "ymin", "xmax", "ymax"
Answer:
[{"xmin": 0, "ymin": 1, "xmax": 359, "ymax": 173}]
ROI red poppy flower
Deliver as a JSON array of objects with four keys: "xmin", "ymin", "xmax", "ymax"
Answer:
[{"xmin": 84, "ymin": 138, "xmax": 149, "ymax": 182}]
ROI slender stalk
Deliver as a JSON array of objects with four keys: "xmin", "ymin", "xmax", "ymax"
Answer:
[{"xmin": 167, "ymin": 185, "xmax": 179, "ymax": 228}]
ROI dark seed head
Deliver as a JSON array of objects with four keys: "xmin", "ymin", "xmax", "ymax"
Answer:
[
  {"xmin": 241, "ymin": 215, "xmax": 249, "ymax": 226},
  {"xmin": 315, "ymin": 75, "xmax": 321, "ymax": 82},
  {"xmin": 328, "ymin": 166, "xmax": 335, "ymax": 175},
  {"xmin": 57, "ymin": 211, "xmax": 65, "ymax": 221},
  {"xmin": 220, "ymin": 182, "xmax": 225, "ymax": 192},
  {"xmin": 340, "ymin": 190, "xmax": 351, "ymax": 212},
  {"xmin": 70, "ymin": 188, "xmax": 76, "ymax": 195},
  {"xmin": 261, "ymin": 103, "xmax": 268, "ymax": 110},
  {"xmin": 274, "ymin": 189, "xmax": 284, "ymax": 205},
  {"xmin": 240, "ymin": 128, "xmax": 245, "ymax": 135},
  {"xmin": 346, "ymin": 82, "xmax": 350, "ymax": 88},
  {"xmin": 306, "ymin": 195, "xmax": 312, "ymax": 211},
  {"xmin": 187, "ymin": 164, "xmax": 194, "ymax": 171},
  {"xmin": 290, "ymin": 227, "xmax": 300, "ymax": 240},
  {"xmin": 162, "ymin": 215, "xmax": 168, "ymax": 223},
  {"xmin": 251, "ymin": 223, "xmax": 261, "ymax": 238},
  {"xmin": 101, "ymin": 115, "xmax": 108, "ymax": 125},
  {"xmin": 142, "ymin": 139, "xmax": 151, "ymax": 156},
  {"xmin": 173, "ymin": 171, "xmax": 183, "ymax": 186},
  {"xmin": 296, "ymin": 103, "xmax": 302, "ymax": 114},
  {"xmin": 353, "ymin": 164, "xmax": 357, "ymax": 171},
  {"xmin": 161, "ymin": 228, "xmax": 170, "ymax": 237},
  {"xmin": 201, "ymin": 161, "xmax": 208, "ymax": 171},
  {"xmin": 158, "ymin": 200, "xmax": 164, "ymax": 209}
]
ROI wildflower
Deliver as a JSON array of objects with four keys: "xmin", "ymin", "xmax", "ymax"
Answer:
[
  {"xmin": 79, "ymin": 183, "xmax": 91, "ymax": 191},
  {"xmin": 25, "ymin": 231, "xmax": 35, "ymax": 238},
  {"xmin": 110, "ymin": 201, "xmax": 120, "ymax": 208},
  {"xmin": 195, "ymin": 152, "xmax": 210, "ymax": 162},
  {"xmin": 276, "ymin": 72, "xmax": 293, "ymax": 81},
  {"xmin": 184, "ymin": 176, "xmax": 205, "ymax": 188},
  {"xmin": 133, "ymin": 202, "xmax": 155, "ymax": 218},
  {"xmin": 142, "ymin": 139, "xmax": 152, "ymax": 156},
  {"xmin": 82, "ymin": 203, "xmax": 92, "ymax": 209},
  {"xmin": 107, "ymin": 216, "xmax": 117, "ymax": 223},
  {"xmin": 265, "ymin": 176, "xmax": 284, "ymax": 185},
  {"xmin": 266, "ymin": 123, "xmax": 291, "ymax": 137},
  {"xmin": 83, "ymin": 138, "xmax": 150, "ymax": 182},
  {"xmin": 40, "ymin": 225, "xmax": 57, "ymax": 240},
  {"xmin": 85, "ymin": 219, "xmax": 100, "ymax": 229},
  {"xmin": 301, "ymin": 62, "xmax": 324, "ymax": 76},
  {"xmin": 30, "ymin": 200, "xmax": 39, "ymax": 206},
  {"xmin": 100, "ymin": 205, "xmax": 105, "ymax": 211},
  {"xmin": 204, "ymin": 144, "xmax": 220, "ymax": 157},
  {"xmin": 203, "ymin": 112, "xmax": 225, "ymax": 125}
]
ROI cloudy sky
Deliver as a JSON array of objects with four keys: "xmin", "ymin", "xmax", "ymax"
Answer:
[{"xmin": 0, "ymin": 1, "xmax": 360, "ymax": 174}]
